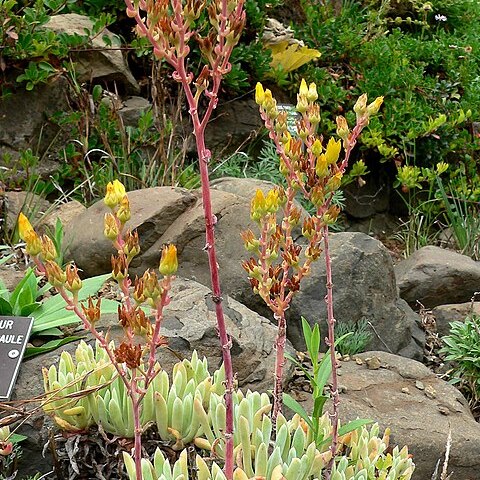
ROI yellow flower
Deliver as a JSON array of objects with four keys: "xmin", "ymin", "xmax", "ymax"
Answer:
[
  {"xmin": 104, "ymin": 180, "xmax": 126, "ymax": 209},
  {"xmin": 324, "ymin": 138, "xmax": 342, "ymax": 165},
  {"xmin": 299, "ymin": 78, "xmax": 308, "ymax": 97},
  {"xmin": 18, "ymin": 212, "xmax": 34, "ymax": 242},
  {"xmin": 367, "ymin": 96, "xmax": 384, "ymax": 116},
  {"xmin": 255, "ymin": 82, "xmax": 265, "ymax": 106},
  {"xmin": 265, "ymin": 189, "xmax": 279, "ymax": 213},
  {"xmin": 315, "ymin": 154, "xmax": 328, "ymax": 178},
  {"xmin": 307, "ymin": 82, "xmax": 318, "ymax": 102},
  {"xmin": 353, "ymin": 93, "xmax": 368, "ymax": 119},
  {"xmin": 159, "ymin": 244, "xmax": 178, "ymax": 276},
  {"xmin": 250, "ymin": 189, "xmax": 266, "ymax": 221}
]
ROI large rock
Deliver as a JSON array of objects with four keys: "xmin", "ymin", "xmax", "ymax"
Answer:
[
  {"xmin": 432, "ymin": 302, "xmax": 480, "ymax": 337},
  {"xmin": 395, "ymin": 246, "xmax": 480, "ymax": 309},
  {"xmin": 65, "ymin": 187, "xmax": 199, "ymax": 277},
  {"xmin": 298, "ymin": 351, "xmax": 480, "ymax": 480},
  {"xmin": 66, "ymin": 184, "xmax": 424, "ymax": 359},
  {"xmin": 284, "ymin": 233, "xmax": 424, "ymax": 358},
  {"xmin": 11, "ymin": 277, "xmax": 289, "ymax": 476},
  {"xmin": 0, "ymin": 77, "xmax": 69, "ymax": 158},
  {"xmin": 46, "ymin": 14, "xmax": 139, "ymax": 94}
]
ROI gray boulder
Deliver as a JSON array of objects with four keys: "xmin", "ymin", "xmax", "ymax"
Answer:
[
  {"xmin": 432, "ymin": 302, "xmax": 480, "ymax": 337},
  {"xmin": 395, "ymin": 246, "xmax": 480, "ymax": 309},
  {"xmin": 300, "ymin": 351, "xmax": 480, "ymax": 480},
  {"xmin": 46, "ymin": 14, "xmax": 139, "ymax": 94},
  {"xmin": 0, "ymin": 77, "xmax": 69, "ymax": 159},
  {"xmin": 286, "ymin": 232, "xmax": 424, "ymax": 359}
]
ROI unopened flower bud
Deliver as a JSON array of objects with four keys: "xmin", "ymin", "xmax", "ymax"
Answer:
[
  {"xmin": 24, "ymin": 230, "xmax": 42, "ymax": 256},
  {"xmin": 159, "ymin": 244, "xmax": 178, "ymax": 276},
  {"xmin": 353, "ymin": 93, "xmax": 368, "ymax": 120},
  {"xmin": 307, "ymin": 82, "xmax": 318, "ymax": 102},
  {"xmin": 336, "ymin": 115, "xmax": 349, "ymax": 140},
  {"xmin": 18, "ymin": 212, "xmax": 34, "ymax": 241},
  {"xmin": 299, "ymin": 78, "xmax": 308, "ymax": 98},
  {"xmin": 255, "ymin": 82, "xmax": 265, "ymax": 106},
  {"xmin": 366, "ymin": 96, "xmax": 384, "ymax": 116}
]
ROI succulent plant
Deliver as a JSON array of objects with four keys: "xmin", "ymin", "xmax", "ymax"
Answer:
[
  {"xmin": 123, "ymin": 421, "xmax": 414, "ymax": 480},
  {"xmin": 42, "ymin": 340, "xmax": 116, "ymax": 432}
]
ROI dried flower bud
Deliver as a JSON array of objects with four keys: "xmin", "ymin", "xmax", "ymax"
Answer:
[
  {"xmin": 117, "ymin": 195, "xmax": 131, "ymax": 224},
  {"xmin": 133, "ymin": 276, "xmax": 146, "ymax": 304},
  {"xmin": 124, "ymin": 230, "xmax": 140, "ymax": 259},
  {"xmin": 40, "ymin": 235, "xmax": 57, "ymax": 262},
  {"xmin": 159, "ymin": 244, "xmax": 178, "ymax": 276},
  {"xmin": 81, "ymin": 297, "xmax": 101, "ymax": 324},
  {"xmin": 45, "ymin": 261, "xmax": 66, "ymax": 287},
  {"xmin": 114, "ymin": 342, "xmax": 142, "ymax": 369},
  {"xmin": 104, "ymin": 213, "xmax": 120, "ymax": 241},
  {"xmin": 65, "ymin": 264, "xmax": 82, "ymax": 293},
  {"xmin": 141, "ymin": 269, "xmax": 161, "ymax": 301},
  {"xmin": 302, "ymin": 217, "xmax": 316, "ymax": 239},
  {"xmin": 241, "ymin": 229, "xmax": 260, "ymax": 252},
  {"xmin": 111, "ymin": 254, "xmax": 128, "ymax": 281}
]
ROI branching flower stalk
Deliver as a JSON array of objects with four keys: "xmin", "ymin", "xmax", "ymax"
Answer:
[
  {"xmin": 123, "ymin": 1, "xmax": 246, "ymax": 477},
  {"xmin": 243, "ymin": 82, "xmax": 383, "ymax": 442},
  {"xmin": 18, "ymin": 180, "xmax": 178, "ymax": 480}
]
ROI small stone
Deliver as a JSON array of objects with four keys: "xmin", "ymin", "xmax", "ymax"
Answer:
[
  {"xmin": 338, "ymin": 385, "xmax": 348, "ymax": 393},
  {"xmin": 425, "ymin": 384, "xmax": 437, "ymax": 399},
  {"xmin": 401, "ymin": 387, "xmax": 410, "ymax": 394},
  {"xmin": 438, "ymin": 406, "xmax": 450, "ymax": 415},
  {"xmin": 355, "ymin": 357, "xmax": 363, "ymax": 365},
  {"xmin": 342, "ymin": 355, "xmax": 351, "ymax": 362},
  {"xmin": 415, "ymin": 380, "xmax": 425, "ymax": 390},
  {"xmin": 365, "ymin": 356, "xmax": 381, "ymax": 370}
]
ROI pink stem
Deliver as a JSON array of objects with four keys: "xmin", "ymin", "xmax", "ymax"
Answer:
[
  {"xmin": 272, "ymin": 311, "xmax": 286, "ymax": 422},
  {"xmin": 323, "ymin": 226, "xmax": 339, "ymax": 473},
  {"xmin": 195, "ymin": 132, "xmax": 235, "ymax": 479}
]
